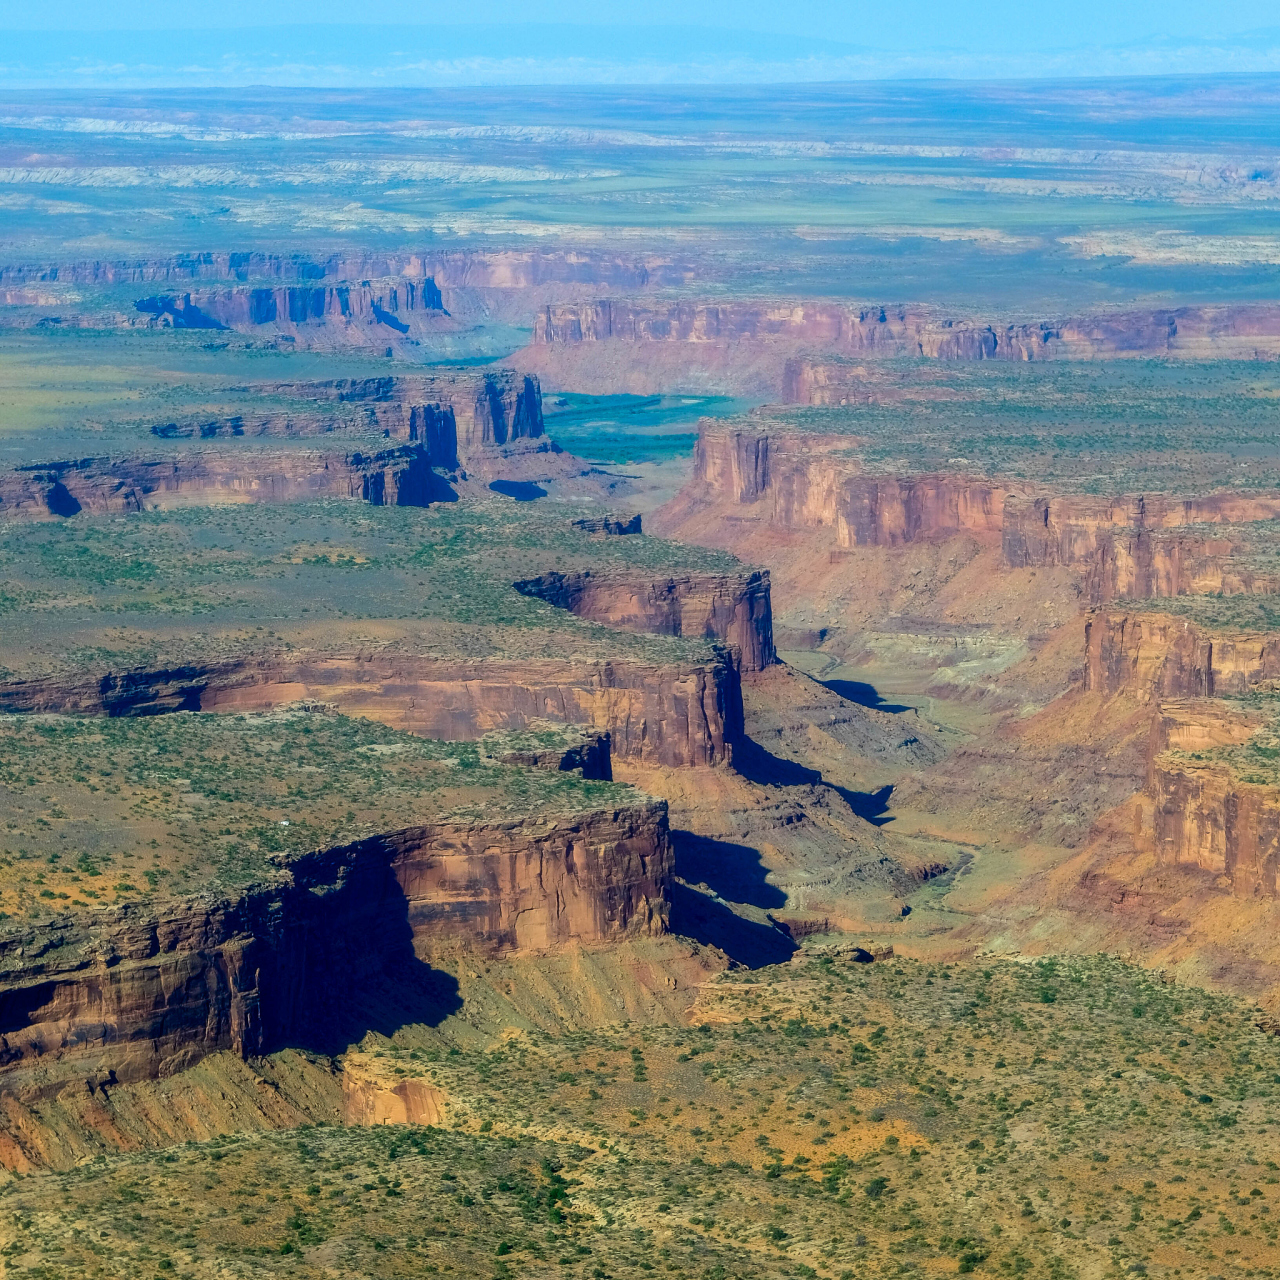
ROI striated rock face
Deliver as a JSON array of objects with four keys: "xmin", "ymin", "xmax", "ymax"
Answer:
[
  {"xmin": 514, "ymin": 568, "xmax": 776, "ymax": 671},
  {"xmin": 572, "ymin": 513, "xmax": 642, "ymax": 535},
  {"xmin": 1145, "ymin": 700, "xmax": 1280, "ymax": 898},
  {"xmin": 0, "ymin": 650, "xmax": 742, "ymax": 770},
  {"xmin": 0, "ymin": 249, "xmax": 691, "ymax": 292},
  {"xmin": 1004, "ymin": 493, "xmax": 1280, "ymax": 601},
  {"xmin": 1084, "ymin": 610, "xmax": 1280, "ymax": 699},
  {"xmin": 682, "ymin": 429, "xmax": 1010, "ymax": 549},
  {"xmin": 676, "ymin": 427, "xmax": 1280, "ymax": 601},
  {"xmin": 0, "ymin": 445, "xmax": 441, "ymax": 522},
  {"xmin": 0, "ymin": 802, "xmax": 670, "ymax": 1094},
  {"xmin": 156, "ymin": 371, "xmax": 545, "ymax": 465},
  {"xmin": 522, "ymin": 299, "xmax": 1280, "ymax": 394},
  {"xmin": 134, "ymin": 278, "xmax": 449, "ymax": 348}
]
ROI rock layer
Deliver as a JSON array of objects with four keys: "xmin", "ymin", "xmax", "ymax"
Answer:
[
  {"xmin": 0, "ymin": 650, "xmax": 742, "ymax": 770},
  {"xmin": 0, "ymin": 444, "xmax": 442, "ymax": 521},
  {"xmin": 1083, "ymin": 610, "xmax": 1280, "ymax": 700},
  {"xmin": 514, "ymin": 568, "xmax": 776, "ymax": 671},
  {"xmin": 1146, "ymin": 700, "xmax": 1280, "ymax": 898},
  {"xmin": 0, "ymin": 802, "xmax": 670, "ymax": 1094}
]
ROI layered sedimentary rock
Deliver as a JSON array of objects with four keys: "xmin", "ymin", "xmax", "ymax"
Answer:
[
  {"xmin": 0, "ymin": 802, "xmax": 670, "ymax": 1093},
  {"xmin": 0, "ymin": 249, "xmax": 691, "ymax": 292},
  {"xmin": 1004, "ymin": 493, "xmax": 1280, "ymax": 601},
  {"xmin": 0, "ymin": 444, "xmax": 441, "ymax": 521},
  {"xmin": 520, "ymin": 298, "xmax": 1280, "ymax": 395},
  {"xmin": 0, "ymin": 650, "xmax": 742, "ymax": 769},
  {"xmin": 676, "ymin": 429, "xmax": 1011, "ymax": 549},
  {"xmin": 572, "ymin": 513, "xmax": 643, "ymax": 535},
  {"xmin": 1083, "ymin": 610, "xmax": 1280, "ymax": 699},
  {"xmin": 1145, "ymin": 700, "xmax": 1280, "ymax": 898},
  {"xmin": 135, "ymin": 278, "xmax": 446, "ymax": 338},
  {"xmin": 514, "ymin": 568, "xmax": 776, "ymax": 671},
  {"xmin": 672, "ymin": 427, "xmax": 1280, "ymax": 602}
]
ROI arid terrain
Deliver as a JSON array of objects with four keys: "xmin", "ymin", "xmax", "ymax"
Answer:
[{"xmin": 0, "ymin": 78, "xmax": 1279, "ymax": 1280}]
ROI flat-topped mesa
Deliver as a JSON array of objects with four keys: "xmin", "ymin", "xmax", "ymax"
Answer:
[
  {"xmin": 0, "ymin": 650, "xmax": 741, "ymax": 769},
  {"xmin": 249, "ymin": 371, "xmax": 544, "ymax": 461},
  {"xmin": 0, "ymin": 800, "xmax": 670, "ymax": 1098},
  {"xmin": 1143, "ymin": 699, "xmax": 1280, "ymax": 899},
  {"xmin": 523, "ymin": 299, "xmax": 1280, "ymax": 394},
  {"xmin": 677, "ymin": 426, "xmax": 1280, "ymax": 599},
  {"xmin": 0, "ymin": 444, "xmax": 440, "ymax": 521},
  {"xmin": 134, "ymin": 279, "xmax": 450, "ymax": 347},
  {"xmin": 1083, "ymin": 610, "xmax": 1280, "ymax": 700},
  {"xmin": 0, "ymin": 249, "xmax": 692, "ymax": 291},
  {"xmin": 514, "ymin": 568, "xmax": 776, "ymax": 672}
]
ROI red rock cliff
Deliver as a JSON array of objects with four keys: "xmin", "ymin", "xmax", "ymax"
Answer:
[
  {"xmin": 514, "ymin": 568, "xmax": 776, "ymax": 671},
  {"xmin": 1084, "ymin": 610, "xmax": 1280, "ymax": 699},
  {"xmin": 0, "ymin": 444, "xmax": 442, "ymax": 522},
  {"xmin": 0, "ymin": 801, "xmax": 670, "ymax": 1095},
  {"xmin": 0, "ymin": 650, "xmax": 742, "ymax": 770}
]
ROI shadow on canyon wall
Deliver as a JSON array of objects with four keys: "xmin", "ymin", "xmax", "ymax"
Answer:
[
  {"xmin": 732, "ymin": 734, "xmax": 896, "ymax": 826},
  {"xmin": 668, "ymin": 880, "xmax": 797, "ymax": 969},
  {"xmin": 820, "ymin": 678, "xmax": 914, "ymax": 715}
]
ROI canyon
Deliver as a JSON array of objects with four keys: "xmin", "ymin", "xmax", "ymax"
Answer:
[{"xmin": 519, "ymin": 299, "xmax": 1280, "ymax": 395}]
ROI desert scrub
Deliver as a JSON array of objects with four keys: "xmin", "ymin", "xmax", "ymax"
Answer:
[
  {"xmin": 0, "ymin": 706, "xmax": 641, "ymax": 919},
  {"xmin": 2, "ymin": 954, "xmax": 1277, "ymax": 1280},
  {"xmin": 0, "ymin": 497, "xmax": 737, "ymax": 669}
]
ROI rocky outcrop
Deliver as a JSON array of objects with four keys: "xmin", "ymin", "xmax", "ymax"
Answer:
[
  {"xmin": 1004, "ymin": 493, "xmax": 1280, "ymax": 601},
  {"xmin": 514, "ymin": 568, "xmax": 776, "ymax": 671},
  {"xmin": 0, "ymin": 801, "xmax": 670, "ymax": 1095},
  {"xmin": 678, "ymin": 429, "xmax": 1010, "ymax": 549},
  {"xmin": 0, "ymin": 444, "xmax": 442, "ymax": 521},
  {"xmin": 672, "ymin": 426, "xmax": 1280, "ymax": 599},
  {"xmin": 1083, "ymin": 610, "xmax": 1280, "ymax": 699},
  {"xmin": 0, "ymin": 650, "xmax": 742, "ymax": 770},
  {"xmin": 0, "ymin": 249, "xmax": 692, "ymax": 292},
  {"xmin": 135, "ymin": 279, "xmax": 451, "ymax": 348},
  {"xmin": 522, "ymin": 299, "xmax": 1280, "ymax": 396},
  {"xmin": 1145, "ymin": 700, "xmax": 1280, "ymax": 898},
  {"xmin": 572, "ymin": 513, "xmax": 642, "ymax": 535}
]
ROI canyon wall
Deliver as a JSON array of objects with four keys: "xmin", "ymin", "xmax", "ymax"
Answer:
[
  {"xmin": 521, "ymin": 299, "xmax": 1280, "ymax": 394},
  {"xmin": 0, "ymin": 444, "xmax": 442, "ymax": 521},
  {"xmin": 1145, "ymin": 700, "xmax": 1280, "ymax": 898},
  {"xmin": 514, "ymin": 568, "xmax": 776, "ymax": 671},
  {"xmin": 134, "ymin": 279, "xmax": 451, "ymax": 348},
  {"xmin": 673, "ymin": 427, "xmax": 1280, "ymax": 600},
  {"xmin": 0, "ymin": 801, "xmax": 670, "ymax": 1095},
  {"xmin": 0, "ymin": 250, "xmax": 693, "ymax": 292},
  {"xmin": 677, "ymin": 429, "xmax": 1010, "ymax": 549},
  {"xmin": 1083, "ymin": 610, "xmax": 1280, "ymax": 699},
  {"xmin": 0, "ymin": 650, "xmax": 743, "ymax": 770}
]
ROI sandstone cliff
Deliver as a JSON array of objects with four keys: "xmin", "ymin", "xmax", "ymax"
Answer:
[
  {"xmin": 669, "ymin": 426, "xmax": 1280, "ymax": 601},
  {"xmin": 514, "ymin": 568, "xmax": 776, "ymax": 672},
  {"xmin": 675, "ymin": 428, "xmax": 1011, "ymax": 549},
  {"xmin": 154, "ymin": 370, "xmax": 545, "ymax": 465},
  {"xmin": 1083, "ymin": 609, "xmax": 1280, "ymax": 700},
  {"xmin": 519, "ymin": 299, "xmax": 1280, "ymax": 395},
  {"xmin": 0, "ymin": 649, "xmax": 742, "ymax": 770},
  {"xmin": 1142, "ymin": 699, "xmax": 1280, "ymax": 899},
  {"xmin": 0, "ymin": 801, "xmax": 670, "ymax": 1097},
  {"xmin": 0, "ymin": 444, "xmax": 441, "ymax": 521}
]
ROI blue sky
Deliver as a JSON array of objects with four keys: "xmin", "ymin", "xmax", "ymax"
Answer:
[{"xmin": 1, "ymin": 0, "xmax": 1278, "ymax": 82}]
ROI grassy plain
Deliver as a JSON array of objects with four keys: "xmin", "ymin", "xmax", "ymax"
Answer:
[{"xmin": 3, "ymin": 952, "xmax": 1278, "ymax": 1280}]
